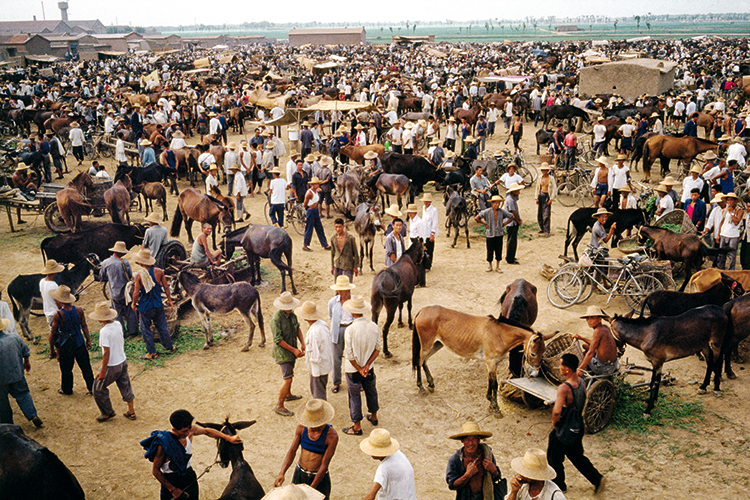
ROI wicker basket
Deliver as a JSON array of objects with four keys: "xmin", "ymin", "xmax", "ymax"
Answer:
[
  {"xmin": 617, "ymin": 237, "xmax": 645, "ymax": 253},
  {"xmin": 654, "ymin": 209, "xmax": 697, "ymax": 235},
  {"xmin": 542, "ymin": 333, "xmax": 585, "ymax": 384}
]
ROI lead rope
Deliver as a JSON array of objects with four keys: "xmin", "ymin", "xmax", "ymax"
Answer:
[{"xmin": 177, "ymin": 450, "xmax": 222, "ymax": 499}]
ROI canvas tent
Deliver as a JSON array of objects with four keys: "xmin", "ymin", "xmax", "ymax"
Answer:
[{"xmin": 579, "ymin": 58, "xmax": 677, "ymax": 100}]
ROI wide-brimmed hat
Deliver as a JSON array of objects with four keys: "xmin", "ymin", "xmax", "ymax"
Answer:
[
  {"xmin": 265, "ymin": 142, "xmax": 275, "ymax": 149},
  {"xmin": 0, "ymin": 317, "xmax": 10, "ymax": 332},
  {"xmin": 261, "ymin": 484, "xmax": 325, "ymax": 500},
  {"xmin": 290, "ymin": 151, "xmax": 300, "ymax": 159},
  {"xmin": 208, "ymin": 112, "xmax": 217, "ymax": 117},
  {"xmin": 208, "ymin": 163, "xmax": 219, "ymax": 172},
  {"xmin": 650, "ymin": 112, "xmax": 660, "ymax": 118},
  {"xmin": 660, "ymin": 176, "xmax": 681, "ymax": 186},
  {"xmin": 269, "ymin": 167, "xmax": 283, "ymax": 175},
  {"xmin": 506, "ymin": 182, "xmax": 524, "ymax": 193},
  {"xmin": 354, "ymin": 124, "xmax": 364, "ymax": 130},
  {"xmin": 360, "ymin": 428, "xmax": 399, "ymax": 457},
  {"xmin": 489, "ymin": 194, "xmax": 504, "ymax": 203},
  {"xmin": 109, "ymin": 241, "xmax": 129, "ymax": 254},
  {"xmin": 40, "ymin": 259, "xmax": 65, "ymax": 274},
  {"xmin": 689, "ymin": 165, "xmax": 702, "ymax": 174},
  {"xmin": 140, "ymin": 139, "xmax": 152, "ymax": 147},
  {"xmin": 710, "ymin": 193, "xmax": 725, "ymax": 204},
  {"xmin": 295, "ymin": 301, "xmax": 322, "ymax": 321},
  {"xmin": 133, "ymin": 248, "xmax": 156, "ymax": 266},
  {"xmin": 654, "ymin": 184, "xmax": 669, "ymax": 194},
  {"xmin": 618, "ymin": 184, "xmax": 631, "ymax": 193},
  {"xmin": 319, "ymin": 156, "xmax": 333, "ymax": 167},
  {"xmin": 384, "ymin": 204, "xmax": 402, "ymax": 217},
  {"xmin": 172, "ymin": 130, "xmax": 185, "ymax": 138},
  {"xmin": 723, "ymin": 191, "xmax": 740, "ymax": 200},
  {"xmin": 15, "ymin": 162, "xmax": 29, "ymax": 171},
  {"xmin": 511, "ymin": 449, "xmax": 557, "ymax": 481},
  {"xmin": 364, "ymin": 150, "xmax": 379, "ymax": 160},
  {"xmin": 70, "ymin": 121, "xmax": 80, "ymax": 128},
  {"xmin": 297, "ymin": 398, "xmax": 335, "ymax": 428},
  {"xmin": 404, "ymin": 122, "xmax": 414, "ymax": 129},
  {"xmin": 717, "ymin": 135, "xmax": 732, "ymax": 142},
  {"xmin": 449, "ymin": 421, "xmax": 493, "ymax": 440},
  {"xmin": 343, "ymin": 295, "xmax": 370, "ymax": 315},
  {"xmin": 464, "ymin": 135, "xmax": 476, "ymax": 143},
  {"xmin": 330, "ymin": 275, "xmax": 356, "ymax": 291},
  {"xmin": 227, "ymin": 142, "xmax": 237, "ymax": 150},
  {"xmin": 145, "ymin": 212, "xmax": 163, "ymax": 225},
  {"xmin": 406, "ymin": 203, "xmax": 419, "ymax": 213},
  {"xmin": 430, "ymin": 138, "xmax": 442, "ymax": 145},
  {"xmin": 274, "ymin": 291, "xmax": 300, "ymax": 311},
  {"xmin": 580, "ymin": 306, "xmax": 608, "ymax": 319},
  {"xmin": 421, "ymin": 192, "xmax": 434, "ymax": 202},
  {"xmin": 539, "ymin": 162, "xmax": 552, "ymax": 171},
  {"xmin": 616, "ymin": 154, "xmax": 627, "ymax": 161},
  {"xmin": 228, "ymin": 164, "xmax": 241, "ymax": 172},
  {"xmin": 448, "ymin": 116, "xmax": 456, "ymax": 122},
  {"xmin": 703, "ymin": 150, "xmax": 718, "ymax": 160},
  {"xmin": 49, "ymin": 285, "xmax": 76, "ymax": 304},
  {"xmin": 308, "ymin": 176, "xmax": 322, "ymax": 185},
  {"xmin": 304, "ymin": 153, "xmax": 316, "ymax": 163},
  {"xmin": 89, "ymin": 301, "xmax": 118, "ymax": 322},
  {"xmin": 592, "ymin": 208, "xmax": 612, "ymax": 218}
]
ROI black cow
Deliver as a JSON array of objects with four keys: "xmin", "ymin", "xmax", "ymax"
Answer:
[
  {"xmin": 604, "ymin": 105, "xmax": 661, "ymax": 121},
  {"xmin": 7, "ymin": 254, "xmax": 100, "ymax": 342},
  {"xmin": 114, "ymin": 162, "xmax": 165, "ymax": 186},
  {"xmin": 541, "ymin": 105, "xmax": 591, "ymax": 130},
  {"xmin": 443, "ymin": 156, "xmax": 473, "ymax": 194},
  {"xmin": 564, "ymin": 207, "xmax": 647, "ymax": 260},
  {"xmin": 41, "ymin": 223, "xmax": 145, "ymax": 264},
  {"xmin": 382, "ymin": 152, "xmax": 445, "ymax": 201},
  {"xmin": 0, "ymin": 424, "xmax": 86, "ymax": 500}
]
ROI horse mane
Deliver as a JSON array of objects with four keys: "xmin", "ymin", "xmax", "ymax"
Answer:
[
  {"xmin": 487, "ymin": 314, "xmax": 534, "ymax": 332},
  {"xmin": 692, "ymin": 137, "xmax": 718, "ymax": 146},
  {"xmin": 179, "ymin": 269, "xmax": 201, "ymax": 287},
  {"xmin": 611, "ymin": 314, "xmax": 654, "ymax": 325},
  {"xmin": 206, "ymin": 194, "xmax": 225, "ymax": 205}
]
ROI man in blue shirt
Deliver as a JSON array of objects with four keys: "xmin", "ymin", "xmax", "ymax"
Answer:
[
  {"xmin": 141, "ymin": 139, "xmax": 156, "ymax": 167},
  {"xmin": 0, "ymin": 317, "xmax": 43, "ymax": 427},
  {"xmin": 300, "ymin": 121, "xmax": 314, "ymax": 160},
  {"xmin": 683, "ymin": 113, "xmax": 699, "ymax": 137}
]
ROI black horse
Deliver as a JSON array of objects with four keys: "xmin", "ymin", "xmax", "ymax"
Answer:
[
  {"xmin": 541, "ymin": 105, "xmax": 591, "ymax": 131},
  {"xmin": 371, "ymin": 239, "xmax": 425, "ymax": 358}
]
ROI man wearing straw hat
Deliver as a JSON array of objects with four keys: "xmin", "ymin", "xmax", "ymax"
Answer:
[
  {"xmin": 0, "ymin": 316, "xmax": 43, "ymax": 427},
  {"xmin": 547, "ymin": 353, "xmax": 604, "ymax": 494},
  {"xmin": 142, "ymin": 212, "xmax": 169, "ymax": 263},
  {"xmin": 69, "ymin": 121, "xmax": 85, "ymax": 166},
  {"xmin": 141, "ymin": 139, "xmax": 156, "ymax": 167},
  {"xmin": 422, "ymin": 192, "xmax": 439, "ymax": 271},
  {"xmin": 205, "ymin": 163, "xmax": 219, "ymax": 196},
  {"xmin": 590, "ymin": 208, "xmax": 616, "ymax": 252},
  {"xmin": 504, "ymin": 183, "xmax": 524, "ymax": 265},
  {"xmin": 359, "ymin": 429, "xmax": 416, "ymax": 500},
  {"xmin": 39, "ymin": 259, "xmax": 64, "ymax": 329},
  {"xmin": 99, "ymin": 241, "xmax": 137, "ymax": 337},
  {"xmin": 654, "ymin": 184, "xmax": 674, "ymax": 217},
  {"xmin": 302, "ymin": 177, "xmax": 331, "ymax": 252},
  {"xmin": 90, "ymin": 301, "xmax": 136, "ymax": 422},
  {"xmin": 535, "ymin": 163, "xmax": 556, "ymax": 238},
  {"xmin": 342, "ymin": 295, "xmax": 380, "ymax": 436},
  {"xmin": 718, "ymin": 191, "xmax": 744, "ymax": 270},
  {"xmin": 446, "ymin": 422, "xmax": 503, "ymax": 500},
  {"xmin": 506, "ymin": 449, "xmax": 566, "ymax": 500},
  {"xmin": 328, "ymin": 276, "xmax": 356, "ymax": 394},
  {"xmin": 275, "ymin": 399, "xmax": 339, "ymax": 499},
  {"xmin": 330, "ymin": 218, "xmax": 360, "ymax": 282},
  {"xmin": 224, "ymin": 142, "xmax": 240, "ymax": 195},
  {"xmin": 131, "ymin": 248, "xmax": 175, "ymax": 360},
  {"xmin": 231, "ymin": 163, "xmax": 249, "ymax": 222},
  {"xmin": 318, "ymin": 156, "xmax": 335, "ymax": 218},
  {"xmin": 574, "ymin": 306, "xmax": 618, "ymax": 377},
  {"xmin": 297, "ymin": 302, "xmax": 334, "ymax": 400},
  {"xmin": 682, "ymin": 165, "xmax": 705, "ymax": 206},
  {"xmin": 272, "ymin": 291, "xmax": 305, "ymax": 417},
  {"xmin": 476, "ymin": 195, "xmax": 513, "ymax": 273},
  {"xmin": 48, "ymin": 285, "xmax": 95, "ymax": 396}
]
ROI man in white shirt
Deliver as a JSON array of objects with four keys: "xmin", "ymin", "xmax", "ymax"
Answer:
[
  {"xmin": 405, "ymin": 204, "xmax": 425, "ymax": 244},
  {"xmin": 655, "ymin": 185, "xmax": 674, "ymax": 216},
  {"xmin": 286, "ymin": 152, "xmax": 300, "ymax": 185},
  {"xmin": 387, "ymin": 122, "xmax": 403, "ymax": 154},
  {"xmin": 224, "ymin": 142, "xmax": 240, "ymax": 196},
  {"xmin": 231, "ymin": 163, "xmax": 248, "ymax": 221},
  {"xmin": 651, "ymin": 112, "xmax": 663, "ymax": 134},
  {"xmin": 682, "ymin": 165, "xmax": 705, "ymax": 205},
  {"xmin": 297, "ymin": 301, "xmax": 333, "ymax": 400},
  {"xmin": 486, "ymin": 103, "xmax": 499, "ymax": 137},
  {"xmin": 727, "ymin": 137, "xmax": 747, "ymax": 168},
  {"xmin": 607, "ymin": 155, "xmax": 630, "ymax": 208},
  {"xmin": 208, "ymin": 112, "xmax": 222, "ymax": 137},
  {"xmin": 592, "ymin": 117, "xmax": 607, "ymax": 156},
  {"xmin": 422, "ymin": 193, "xmax": 439, "ymax": 271},
  {"xmin": 205, "ymin": 164, "xmax": 219, "ymax": 195},
  {"xmin": 169, "ymin": 130, "xmax": 187, "ymax": 151},
  {"xmin": 500, "ymin": 164, "xmax": 525, "ymax": 190},
  {"xmin": 266, "ymin": 167, "xmax": 288, "ymax": 227},
  {"xmin": 359, "ymin": 429, "xmax": 417, "ymax": 500},
  {"xmin": 69, "ymin": 121, "xmax": 85, "ymax": 166},
  {"xmin": 104, "ymin": 110, "xmax": 116, "ymax": 136}
]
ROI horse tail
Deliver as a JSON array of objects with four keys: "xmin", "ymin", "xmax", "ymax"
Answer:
[
  {"xmin": 170, "ymin": 205, "xmax": 183, "ymax": 237},
  {"xmin": 377, "ymin": 268, "xmax": 402, "ymax": 299},
  {"xmin": 8, "ymin": 289, "xmax": 20, "ymax": 322},
  {"xmin": 411, "ymin": 314, "xmax": 421, "ymax": 371},
  {"xmin": 110, "ymin": 203, "xmax": 123, "ymax": 225},
  {"xmin": 639, "ymin": 296, "xmax": 651, "ymax": 319},
  {"xmin": 642, "ymin": 139, "xmax": 651, "ymax": 173},
  {"xmin": 254, "ymin": 295, "xmax": 264, "ymax": 326},
  {"xmin": 564, "ymin": 215, "xmax": 573, "ymax": 255}
]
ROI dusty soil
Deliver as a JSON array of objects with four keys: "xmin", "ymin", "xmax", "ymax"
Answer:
[{"xmin": 2, "ymin": 126, "xmax": 749, "ymax": 500}]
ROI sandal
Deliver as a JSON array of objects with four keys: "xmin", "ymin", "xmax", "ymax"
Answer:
[
  {"xmin": 274, "ymin": 407, "xmax": 294, "ymax": 417},
  {"xmin": 342, "ymin": 426, "xmax": 363, "ymax": 436},
  {"xmin": 366, "ymin": 414, "xmax": 379, "ymax": 426},
  {"xmin": 285, "ymin": 394, "xmax": 302, "ymax": 402},
  {"xmin": 123, "ymin": 412, "xmax": 137, "ymax": 420},
  {"xmin": 331, "ymin": 385, "xmax": 340, "ymax": 394},
  {"xmin": 96, "ymin": 413, "xmax": 116, "ymax": 422},
  {"xmin": 140, "ymin": 353, "xmax": 158, "ymax": 360}
]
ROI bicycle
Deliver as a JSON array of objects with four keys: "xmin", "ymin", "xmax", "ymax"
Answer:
[
  {"xmin": 556, "ymin": 165, "xmax": 594, "ymax": 207},
  {"xmin": 486, "ymin": 148, "xmax": 538, "ymax": 186},
  {"xmin": 264, "ymin": 194, "xmax": 306, "ymax": 235},
  {"xmin": 577, "ymin": 135, "xmax": 599, "ymax": 167}
]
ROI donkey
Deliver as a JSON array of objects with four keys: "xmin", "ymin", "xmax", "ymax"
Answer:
[
  {"xmin": 443, "ymin": 185, "xmax": 470, "ymax": 248},
  {"xmin": 133, "ymin": 181, "xmax": 168, "ymax": 221},
  {"xmin": 177, "ymin": 270, "xmax": 265, "ymax": 350},
  {"xmin": 104, "ymin": 174, "xmax": 132, "ymax": 225},
  {"xmin": 353, "ymin": 203, "xmax": 381, "ymax": 273},
  {"xmin": 195, "ymin": 419, "xmax": 265, "ymax": 500}
]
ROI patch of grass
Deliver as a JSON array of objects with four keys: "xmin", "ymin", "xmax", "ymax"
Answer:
[
  {"xmin": 607, "ymin": 381, "xmax": 704, "ymax": 434},
  {"xmin": 518, "ymin": 223, "xmax": 540, "ymax": 239}
]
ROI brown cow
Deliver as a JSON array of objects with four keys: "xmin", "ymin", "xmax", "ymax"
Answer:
[{"xmin": 340, "ymin": 144, "xmax": 385, "ymax": 165}]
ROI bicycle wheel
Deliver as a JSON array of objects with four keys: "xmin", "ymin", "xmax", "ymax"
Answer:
[
  {"xmin": 547, "ymin": 270, "xmax": 584, "ymax": 308},
  {"xmin": 83, "ymin": 141, "xmax": 98, "ymax": 160},
  {"xmin": 289, "ymin": 204, "xmax": 306, "ymax": 235},
  {"xmin": 574, "ymin": 184, "xmax": 594, "ymax": 207},
  {"xmin": 520, "ymin": 163, "xmax": 537, "ymax": 186},
  {"xmin": 623, "ymin": 274, "xmax": 664, "ymax": 312},
  {"xmin": 557, "ymin": 181, "xmax": 577, "ymax": 207},
  {"xmin": 576, "ymin": 270, "xmax": 595, "ymax": 304},
  {"xmin": 581, "ymin": 148, "xmax": 597, "ymax": 166},
  {"xmin": 263, "ymin": 201, "xmax": 271, "ymax": 224},
  {"xmin": 652, "ymin": 271, "xmax": 676, "ymax": 290}
]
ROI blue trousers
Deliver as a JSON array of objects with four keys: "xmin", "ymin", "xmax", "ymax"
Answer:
[
  {"xmin": 303, "ymin": 208, "xmax": 328, "ymax": 247},
  {"xmin": 0, "ymin": 378, "xmax": 38, "ymax": 424},
  {"xmin": 346, "ymin": 371, "xmax": 379, "ymax": 424},
  {"xmin": 270, "ymin": 203, "xmax": 284, "ymax": 226},
  {"xmin": 139, "ymin": 307, "xmax": 173, "ymax": 354}
]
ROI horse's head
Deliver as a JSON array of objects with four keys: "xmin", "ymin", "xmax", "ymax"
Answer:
[
  {"xmin": 719, "ymin": 272, "xmax": 745, "ymax": 298},
  {"xmin": 523, "ymin": 332, "xmax": 546, "ymax": 377},
  {"xmin": 197, "ymin": 419, "xmax": 256, "ymax": 467},
  {"xmin": 368, "ymin": 204, "xmax": 382, "ymax": 229}
]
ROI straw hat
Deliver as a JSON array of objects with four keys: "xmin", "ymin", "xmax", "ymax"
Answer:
[
  {"xmin": 229, "ymin": 164, "xmax": 241, "ymax": 172},
  {"xmin": 89, "ymin": 301, "xmax": 118, "ymax": 322},
  {"xmin": 266, "ymin": 142, "xmax": 276, "ymax": 149},
  {"xmin": 290, "ymin": 151, "xmax": 300, "ymax": 159},
  {"xmin": 0, "ymin": 317, "xmax": 10, "ymax": 332},
  {"xmin": 723, "ymin": 191, "xmax": 740, "ymax": 200},
  {"xmin": 404, "ymin": 122, "xmax": 414, "ymax": 129},
  {"xmin": 108, "ymin": 241, "xmax": 129, "ymax": 254},
  {"xmin": 40, "ymin": 259, "xmax": 65, "ymax": 274},
  {"xmin": 133, "ymin": 248, "xmax": 156, "ymax": 266},
  {"xmin": 320, "ymin": 156, "xmax": 333, "ymax": 167},
  {"xmin": 172, "ymin": 130, "xmax": 185, "ymax": 138},
  {"xmin": 364, "ymin": 151, "xmax": 379, "ymax": 160},
  {"xmin": 208, "ymin": 112, "xmax": 217, "ymax": 117},
  {"xmin": 650, "ymin": 112, "xmax": 660, "ymax": 118},
  {"xmin": 384, "ymin": 204, "xmax": 402, "ymax": 217},
  {"xmin": 274, "ymin": 291, "xmax": 300, "ymax": 311},
  {"xmin": 618, "ymin": 184, "xmax": 631, "ymax": 193},
  {"xmin": 49, "ymin": 285, "xmax": 76, "ymax": 304},
  {"xmin": 261, "ymin": 130, "xmax": 271, "ymax": 137},
  {"xmin": 448, "ymin": 116, "xmax": 456, "ymax": 122},
  {"xmin": 406, "ymin": 203, "xmax": 419, "ymax": 213},
  {"xmin": 703, "ymin": 151, "xmax": 718, "ymax": 160},
  {"xmin": 592, "ymin": 208, "xmax": 612, "ymax": 218},
  {"xmin": 140, "ymin": 139, "xmax": 152, "ymax": 147},
  {"xmin": 70, "ymin": 121, "xmax": 80, "ymax": 128},
  {"xmin": 449, "ymin": 421, "xmax": 493, "ymax": 440},
  {"xmin": 510, "ymin": 449, "xmax": 557, "ymax": 481},
  {"xmin": 464, "ymin": 135, "xmax": 476, "ymax": 143},
  {"xmin": 295, "ymin": 301, "xmax": 322, "ymax": 321},
  {"xmin": 660, "ymin": 176, "xmax": 680, "ymax": 186},
  {"xmin": 145, "ymin": 212, "xmax": 163, "ymax": 225},
  {"xmin": 330, "ymin": 275, "xmax": 356, "ymax": 291},
  {"xmin": 354, "ymin": 124, "xmax": 364, "ymax": 130},
  {"xmin": 489, "ymin": 194, "xmax": 504, "ymax": 203},
  {"xmin": 297, "ymin": 398, "xmax": 335, "ymax": 428},
  {"xmin": 539, "ymin": 162, "xmax": 552, "ymax": 171},
  {"xmin": 227, "ymin": 142, "xmax": 237, "ymax": 150},
  {"xmin": 308, "ymin": 176, "xmax": 322, "ymax": 185},
  {"xmin": 616, "ymin": 154, "xmax": 627, "ymax": 161},
  {"xmin": 208, "ymin": 164, "xmax": 219, "ymax": 172},
  {"xmin": 15, "ymin": 162, "xmax": 29, "ymax": 171},
  {"xmin": 269, "ymin": 167, "xmax": 283, "ymax": 175},
  {"xmin": 360, "ymin": 429, "xmax": 399, "ymax": 457},
  {"xmin": 429, "ymin": 138, "xmax": 442, "ymax": 146},
  {"xmin": 261, "ymin": 484, "xmax": 325, "ymax": 500},
  {"xmin": 343, "ymin": 295, "xmax": 371, "ymax": 315},
  {"xmin": 421, "ymin": 192, "xmax": 434, "ymax": 202},
  {"xmin": 717, "ymin": 135, "xmax": 732, "ymax": 142},
  {"xmin": 689, "ymin": 165, "xmax": 702, "ymax": 174},
  {"xmin": 710, "ymin": 193, "xmax": 725, "ymax": 204},
  {"xmin": 654, "ymin": 184, "xmax": 669, "ymax": 194},
  {"xmin": 506, "ymin": 182, "xmax": 524, "ymax": 193},
  {"xmin": 304, "ymin": 154, "xmax": 316, "ymax": 162},
  {"xmin": 580, "ymin": 306, "xmax": 607, "ymax": 319}
]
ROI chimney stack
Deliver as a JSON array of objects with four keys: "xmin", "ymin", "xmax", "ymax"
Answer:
[{"xmin": 58, "ymin": 1, "xmax": 69, "ymax": 21}]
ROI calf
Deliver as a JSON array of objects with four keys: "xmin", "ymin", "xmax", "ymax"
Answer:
[
  {"xmin": 340, "ymin": 144, "xmax": 385, "ymax": 165},
  {"xmin": 564, "ymin": 207, "xmax": 646, "ymax": 260}
]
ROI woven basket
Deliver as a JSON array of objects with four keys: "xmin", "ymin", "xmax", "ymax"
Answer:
[
  {"xmin": 165, "ymin": 305, "xmax": 178, "ymax": 338},
  {"xmin": 542, "ymin": 333, "xmax": 585, "ymax": 384},
  {"xmin": 654, "ymin": 209, "xmax": 697, "ymax": 235}
]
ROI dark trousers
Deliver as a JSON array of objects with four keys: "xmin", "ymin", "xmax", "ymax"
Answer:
[
  {"xmin": 42, "ymin": 155, "xmax": 52, "ymax": 183},
  {"xmin": 486, "ymin": 236, "xmax": 503, "ymax": 262},
  {"xmin": 611, "ymin": 189, "xmax": 621, "ymax": 209},
  {"xmin": 72, "ymin": 145, "xmax": 84, "ymax": 163},
  {"xmin": 303, "ymin": 208, "xmax": 328, "ymax": 248},
  {"xmin": 301, "ymin": 147, "xmax": 311, "ymax": 159},
  {"xmin": 93, "ymin": 361, "xmax": 134, "ymax": 416},
  {"xmin": 392, "ymin": 144, "xmax": 403, "ymax": 154},
  {"xmin": 270, "ymin": 203, "xmax": 284, "ymax": 226},
  {"xmin": 160, "ymin": 468, "xmax": 198, "ymax": 500},
  {"xmin": 140, "ymin": 307, "xmax": 173, "ymax": 354},
  {"xmin": 346, "ymin": 372, "xmax": 379, "ymax": 423},
  {"xmin": 565, "ymin": 146, "xmax": 576, "ymax": 169},
  {"xmin": 445, "ymin": 138, "xmax": 456, "ymax": 152},
  {"xmin": 292, "ymin": 464, "xmax": 332, "ymax": 500},
  {"xmin": 58, "ymin": 342, "xmax": 94, "ymax": 394},
  {"xmin": 533, "ymin": 111, "xmax": 540, "ymax": 127},
  {"xmin": 506, "ymin": 225, "xmax": 519, "ymax": 263},
  {"xmin": 537, "ymin": 193, "xmax": 551, "ymax": 234},
  {"xmin": 424, "ymin": 238, "xmax": 435, "ymax": 269},
  {"xmin": 547, "ymin": 431, "xmax": 602, "ymax": 491},
  {"xmin": 0, "ymin": 378, "xmax": 38, "ymax": 424},
  {"xmin": 112, "ymin": 297, "xmax": 138, "ymax": 337}
]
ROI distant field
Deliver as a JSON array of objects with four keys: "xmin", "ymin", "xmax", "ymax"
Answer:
[{"xmin": 164, "ymin": 20, "xmax": 750, "ymax": 44}]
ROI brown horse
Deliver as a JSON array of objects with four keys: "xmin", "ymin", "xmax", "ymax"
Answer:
[
  {"xmin": 43, "ymin": 114, "xmax": 81, "ymax": 134},
  {"xmin": 170, "ymin": 188, "xmax": 234, "ymax": 248},
  {"xmin": 453, "ymin": 106, "xmax": 483, "ymax": 132},
  {"xmin": 642, "ymin": 135, "xmax": 718, "ymax": 178},
  {"xmin": 104, "ymin": 174, "xmax": 132, "ymax": 225},
  {"xmin": 55, "ymin": 171, "xmax": 94, "ymax": 233},
  {"xmin": 500, "ymin": 279, "xmax": 538, "ymax": 327},
  {"xmin": 412, "ymin": 306, "xmax": 547, "ymax": 413},
  {"xmin": 372, "ymin": 173, "xmax": 410, "ymax": 211},
  {"xmin": 133, "ymin": 181, "xmax": 168, "ymax": 221}
]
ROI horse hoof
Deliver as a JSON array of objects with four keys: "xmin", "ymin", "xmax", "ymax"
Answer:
[
  {"xmin": 418, "ymin": 387, "xmax": 427, "ymax": 395},
  {"xmin": 727, "ymin": 373, "xmax": 737, "ymax": 380},
  {"xmin": 491, "ymin": 408, "xmax": 504, "ymax": 418},
  {"xmin": 259, "ymin": 342, "xmax": 266, "ymax": 348},
  {"xmin": 697, "ymin": 388, "xmax": 707, "ymax": 395},
  {"xmin": 428, "ymin": 385, "xmax": 435, "ymax": 393},
  {"xmin": 713, "ymin": 391, "xmax": 722, "ymax": 398},
  {"xmin": 451, "ymin": 244, "xmax": 456, "ymax": 248},
  {"xmin": 397, "ymin": 322, "xmax": 405, "ymax": 328},
  {"xmin": 203, "ymin": 343, "xmax": 210, "ymax": 350},
  {"xmin": 240, "ymin": 346, "xmax": 250, "ymax": 352},
  {"xmin": 384, "ymin": 352, "xmax": 393, "ymax": 359}
]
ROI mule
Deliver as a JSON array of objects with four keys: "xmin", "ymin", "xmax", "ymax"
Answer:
[
  {"xmin": 412, "ymin": 306, "xmax": 547, "ymax": 413},
  {"xmin": 687, "ymin": 268, "xmax": 750, "ymax": 293},
  {"xmin": 722, "ymin": 294, "xmax": 750, "ymax": 380},
  {"xmin": 640, "ymin": 272, "xmax": 744, "ymax": 317},
  {"xmin": 104, "ymin": 174, "xmax": 132, "ymax": 225},
  {"xmin": 222, "ymin": 225, "xmax": 297, "ymax": 294},
  {"xmin": 373, "ymin": 173, "xmax": 410, "ymax": 211},
  {"xmin": 443, "ymin": 185, "xmax": 470, "ymax": 248},
  {"xmin": 541, "ymin": 105, "xmax": 590, "ymax": 131},
  {"xmin": 643, "ymin": 135, "xmax": 718, "ymax": 178},
  {"xmin": 55, "ymin": 171, "xmax": 94, "ymax": 233},
  {"xmin": 453, "ymin": 106, "xmax": 483, "ymax": 132},
  {"xmin": 177, "ymin": 270, "xmax": 265, "ymax": 350},
  {"xmin": 500, "ymin": 279, "xmax": 538, "ymax": 327},
  {"xmin": 353, "ymin": 203, "xmax": 381, "ymax": 273},
  {"xmin": 170, "ymin": 188, "xmax": 233, "ymax": 248},
  {"xmin": 336, "ymin": 165, "xmax": 363, "ymax": 217},
  {"xmin": 371, "ymin": 239, "xmax": 425, "ymax": 358},
  {"xmin": 194, "ymin": 419, "xmax": 265, "ymax": 500},
  {"xmin": 133, "ymin": 181, "xmax": 168, "ymax": 221}
]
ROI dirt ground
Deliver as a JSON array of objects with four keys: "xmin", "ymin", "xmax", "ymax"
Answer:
[{"xmin": 2, "ymin": 125, "xmax": 749, "ymax": 500}]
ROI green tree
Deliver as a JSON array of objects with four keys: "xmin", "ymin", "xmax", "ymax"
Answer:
[
  {"xmin": 614, "ymin": 20, "xmax": 618, "ymax": 31},
  {"xmin": 389, "ymin": 27, "xmax": 393, "ymax": 33},
  {"xmin": 635, "ymin": 15, "xmax": 641, "ymax": 31},
  {"xmin": 646, "ymin": 22, "xmax": 651, "ymax": 31},
  {"xmin": 413, "ymin": 23, "xmax": 417, "ymax": 32}
]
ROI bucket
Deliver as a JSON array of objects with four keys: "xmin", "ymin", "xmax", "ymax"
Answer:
[{"xmin": 288, "ymin": 128, "xmax": 299, "ymax": 142}]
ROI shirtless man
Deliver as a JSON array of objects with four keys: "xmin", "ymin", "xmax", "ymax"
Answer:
[
  {"xmin": 590, "ymin": 156, "xmax": 609, "ymax": 209},
  {"xmin": 574, "ymin": 306, "xmax": 618, "ymax": 375}
]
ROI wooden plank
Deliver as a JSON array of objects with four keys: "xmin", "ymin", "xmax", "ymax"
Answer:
[{"xmin": 503, "ymin": 377, "xmax": 558, "ymax": 405}]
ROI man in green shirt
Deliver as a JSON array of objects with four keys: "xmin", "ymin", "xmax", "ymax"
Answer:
[{"xmin": 272, "ymin": 291, "xmax": 306, "ymax": 417}]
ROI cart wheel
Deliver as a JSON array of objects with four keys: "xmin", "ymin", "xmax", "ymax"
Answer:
[
  {"xmin": 547, "ymin": 270, "xmax": 583, "ymax": 308},
  {"xmin": 83, "ymin": 142, "xmax": 98, "ymax": 161},
  {"xmin": 99, "ymin": 143, "xmax": 113, "ymax": 158},
  {"xmin": 624, "ymin": 274, "xmax": 664, "ymax": 312},
  {"xmin": 263, "ymin": 201, "xmax": 271, "ymax": 224},
  {"xmin": 522, "ymin": 391, "xmax": 545, "ymax": 409},
  {"xmin": 102, "ymin": 282, "xmax": 109, "ymax": 300},
  {"xmin": 158, "ymin": 239, "xmax": 187, "ymax": 270},
  {"xmin": 583, "ymin": 379, "xmax": 616, "ymax": 434},
  {"xmin": 556, "ymin": 181, "xmax": 577, "ymax": 207},
  {"xmin": 44, "ymin": 203, "xmax": 70, "ymax": 233}
]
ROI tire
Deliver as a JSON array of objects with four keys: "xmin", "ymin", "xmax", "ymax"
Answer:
[
  {"xmin": 102, "ymin": 282, "xmax": 110, "ymax": 300},
  {"xmin": 574, "ymin": 184, "xmax": 594, "ymax": 207},
  {"xmin": 83, "ymin": 141, "xmax": 98, "ymax": 160},
  {"xmin": 623, "ymin": 274, "xmax": 664, "ymax": 312},
  {"xmin": 44, "ymin": 203, "xmax": 70, "ymax": 233},
  {"xmin": 582, "ymin": 149, "xmax": 597, "ymax": 166},
  {"xmin": 547, "ymin": 270, "xmax": 583, "ymax": 308},
  {"xmin": 653, "ymin": 271, "xmax": 676, "ymax": 290},
  {"xmin": 157, "ymin": 239, "xmax": 187, "ymax": 271},
  {"xmin": 263, "ymin": 201, "xmax": 271, "ymax": 224},
  {"xmin": 557, "ymin": 181, "xmax": 577, "ymax": 207},
  {"xmin": 576, "ymin": 271, "xmax": 595, "ymax": 304},
  {"xmin": 99, "ymin": 143, "xmax": 113, "ymax": 158},
  {"xmin": 583, "ymin": 379, "xmax": 616, "ymax": 434},
  {"xmin": 519, "ymin": 164, "xmax": 537, "ymax": 186},
  {"xmin": 289, "ymin": 204, "xmax": 306, "ymax": 235}
]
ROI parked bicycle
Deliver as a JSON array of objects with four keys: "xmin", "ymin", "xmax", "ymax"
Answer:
[{"xmin": 264, "ymin": 194, "xmax": 306, "ymax": 234}]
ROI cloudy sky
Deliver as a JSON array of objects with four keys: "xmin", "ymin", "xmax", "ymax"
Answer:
[{"xmin": 6, "ymin": 0, "xmax": 742, "ymax": 27}]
